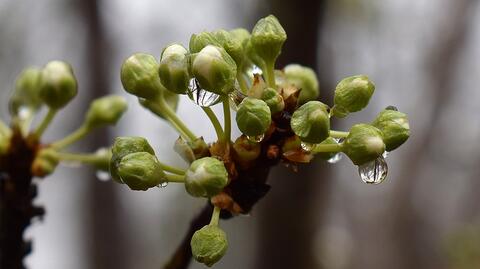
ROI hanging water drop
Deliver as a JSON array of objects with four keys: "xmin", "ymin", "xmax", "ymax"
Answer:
[
  {"xmin": 157, "ymin": 182, "xmax": 168, "ymax": 188},
  {"xmin": 246, "ymin": 134, "xmax": 265, "ymax": 143},
  {"xmin": 327, "ymin": 153, "xmax": 342, "ymax": 164},
  {"xmin": 187, "ymin": 78, "xmax": 221, "ymax": 107},
  {"xmin": 358, "ymin": 156, "xmax": 388, "ymax": 185},
  {"xmin": 228, "ymin": 87, "xmax": 247, "ymax": 111},
  {"xmin": 300, "ymin": 142, "xmax": 316, "ymax": 152},
  {"xmin": 382, "ymin": 151, "xmax": 389, "ymax": 159},
  {"xmin": 95, "ymin": 170, "xmax": 111, "ymax": 182}
]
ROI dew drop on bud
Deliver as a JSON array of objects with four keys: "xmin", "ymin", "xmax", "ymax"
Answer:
[
  {"xmin": 188, "ymin": 78, "xmax": 220, "ymax": 107},
  {"xmin": 247, "ymin": 134, "xmax": 265, "ymax": 143},
  {"xmin": 327, "ymin": 153, "xmax": 342, "ymax": 164},
  {"xmin": 96, "ymin": 170, "xmax": 111, "ymax": 182},
  {"xmin": 358, "ymin": 156, "xmax": 388, "ymax": 185},
  {"xmin": 228, "ymin": 87, "xmax": 247, "ymax": 112},
  {"xmin": 157, "ymin": 182, "xmax": 168, "ymax": 188},
  {"xmin": 300, "ymin": 142, "xmax": 316, "ymax": 152}
]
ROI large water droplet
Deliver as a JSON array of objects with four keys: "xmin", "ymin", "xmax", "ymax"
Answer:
[
  {"xmin": 188, "ymin": 78, "xmax": 221, "ymax": 107},
  {"xmin": 228, "ymin": 88, "xmax": 247, "ymax": 111},
  {"xmin": 247, "ymin": 134, "xmax": 265, "ymax": 143},
  {"xmin": 157, "ymin": 182, "xmax": 168, "ymax": 188},
  {"xmin": 327, "ymin": 153, "xmax": 342, "ymax": 164},
  {"xmin": 301, "ymin": 142, "xmax": 316, "ymax": 152},
  {"xmin": 358, "ymin": 157, "xmax": 388, "ymax": 185},
  {"xmin": 96, "ymin": 170, "xmax": 111, "ymax": 182}
]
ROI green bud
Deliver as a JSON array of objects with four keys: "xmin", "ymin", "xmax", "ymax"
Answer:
[
  {"xmin": 284, "ymin": 64, "xmax": 319, "ymax": 104},
  {"xmin": 192, "ymin": 45, "xmax": 237, "ymax": 95},
  {"xmin": 110, "ymin": 136, "xmax": 155, "ymax": 183},
  {"xmin": 372, "ymin": 109, "xmax": 410, "ymax": 151},
  {"xmin": 342, "ymin": 124, "xmax": 385, "ymax": 165},
  {"xmin": 250, "ymin": 15, "xmax": 287, "ymax": 64},
  {"xmin": 117, "ymin": 152, "xmax": 165, "ymax": 191},
  {"xmin": 173, "ymin": 136, "xmax": 210, "ymax": 163},
  {"xmin": 332, "ymin": 75, "xmax": 375, "ymax": 118},
  {"xmin": 290, "ymin": 101, "xmax": 330, "ymax": 143},
  {"xmin": 39, "ymin": 61, "xmax": 77, "ymax": 109},
  {"xmin": 245, "ymin": 38, "xmax": 266, "ymax": 70},
  {"xmin": 191, "ymin": 225, "xmax": 228, "ymax": 267},
  {"xmin": 9, "ymin": 67, "xmax": 43, "ymax": 115},
  {"xmin": 184, "ymin": 157, "xmax": 229, "ymax": 198},
  {"xmin": 158, "ymin": 44, "xmax": 190, "ymax": 94},
  {"xmin": 189, "ymin": 32, "xmax": 222, "ymax": 53},
  {"xmin": 261, "ymin": 87, "xmax": 284, "ymax": 114},
  {"xmin": 121, "ymin": 53, "xmax": 162, "ymax": 99},
  {"xmin": 232, "ymin": 136, "xmax": 261, "ymax": 169},
  {"xmin": 31, "ymin": 149, "xmax": 59, "ymax": 178},
  {"xmin": 236, "ymin": 97, "xmax": 271, "ymax": 137},
  {"xmin": 84, "ymin": 95, "xmax": 127, "ymax": 129},
  {"xmin": 215, "ymin": 29, "xmax": 248, "ymax": 68}
]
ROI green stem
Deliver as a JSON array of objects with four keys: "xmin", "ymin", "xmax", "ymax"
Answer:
[
  {"xmin": 202, "ymin": 107, "xmax": 224, "ymax": 142},
  {"xmin": 312, "ymin": 143, "xmax": 343, "ymax": 153},
  {"xmin": 33, "ymin": 108, "xmax": 57, "ymax": 138},
  {"xmin": 50, "ymin": 124, "xmax": 90, "ymax": 150},
  {"xmin": 329, "ymin": 130, "xmax": 349, "ymax": 139},
  {"xmin": 209, "ymin": 206, "xmax": 221, "ymax": 226},
  {"xmin": 237, "ymin": 72, "xmax": 249, "ymax": 93},
  {"xmin": 265, "ymin": 61, "xmax": 276, "ymax": 88},
  {"xmin": 165, "ymin": 174, "xmax": 185, "ymax": 183},
  {"xmin": 56, "ymin": 151, "xmax": 108, "ymax": 166},
  {"xmin": 222, "ymin": 98, "xmax": 231, "ymax": 143},
  {"xmin": 158, "ymin": 163, "xmax": 186, "ymax": 175},
  {"xmin": 156, "ymin": 95, "xmax": 197, "ymax": 142}
]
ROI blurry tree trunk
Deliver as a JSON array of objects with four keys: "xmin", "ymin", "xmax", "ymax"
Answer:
[
  {"xmin": 76, "ymin": 0, "xmax": 128, "ymax": 268},
  {"xmin": 255, "ymin": 1, "xmax": 334, "ymax": 269},
  {"xmin": 388, "ymin": 1, "xmax": 476, "ymax": 268}
]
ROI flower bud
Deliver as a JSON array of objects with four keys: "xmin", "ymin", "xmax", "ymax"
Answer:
[
  {"xmin": 284, "ymin": 64, "xmax": 319, "ymax": 104},
  {"xmin": 9, "ymin": 67, "xmax": 43, "ymax": 115},
  {"xmin": 84, "ymin": 95, "xmax": 127, "ymax": 129},
  {"xmin": 236, "ymin": 97, "xmax": 271, "ymax": 137},
  {"xmin": 290, "ymin": 101, "xmax": 330, "ymax": 143},
  {"xmin": 31, "ymin": 149, "xmax": 59, "ymax": 178},
  {"xmin": 261, "ymin": 87, "xmax": 284, "ymax": 114},
  {"xmin": 191, "ymin": 225, "xmax": 228, "ymax": 267},
  {"xmin": 342, "ymin": 124, "xmax": 385, "ymax": 165},
  {"xmin": 372, "ymin": 109, "xmax": 410, "ymax": 151},
  {"xmin": 232, "ymin": 136, "xmax": 261, "ymax": 169},
  {"xmin": 117, "ymin": 152, "xmax": 165, "ymax": 191},
  {"xmin": 250, "ymin": 15, "xmax": 287, "ymax": 64},
  {"xmin": 173, "ymin": 136, "xmax": 209, "ymax": 163},
  {"xmin": 189, "ymin": 32, "xmax": 222, "ymax": 53},
  {"xmin": 215, "ymin": 29, "xmax": 248, "ymax": 68},
  {"xmin": 332, "ymin": 75, "xmax": 375, "ymax": 118},
  {"xmin": 121, "ymin": 53, "xmax": 162, "ymax": 99},
  {"xmin": 192, "ymin": 45, "xmax": 237, "ymax": 95},
  {"xmin": 184, "ymin": 157, "xmax": 229, "ymax": 198},
  {"xmin": 39, "ymin": 61, "xmax": 77, "ymax": 109},
  {"xmin": 110, "ymin": 136, "xmax": 155, "ymax": 183},
  {"xmin": 158, "ymin": 44, "xmax": 190, "ymax": 94}
]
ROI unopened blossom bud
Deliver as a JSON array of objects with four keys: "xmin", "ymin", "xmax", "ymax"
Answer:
[
  {"xmin": 191, "ymin": 225, "xmax": 228, "ymax": 267},
  {"xmin": 184, "ymin": 157, "xmax": 229, "ymax": 198},
  {"xmin": 342, "ymin": 124, "xmax": 385, "ymax": 165},
  {"xmin": 372, "ymin": 109, "xmax": 410, "ymax": 151},
  {"xmin": 232, "ymin": 136, "xmax": 261, "ymax": 169},
  {"xmin": 31, "ymin": 149, "xmax": 59, "ymax": 178},
  {"xmin": 84, "ymin": 95, "xmax": 127, "ymax": 129},
  {"xmin": 261, "ymin": 87, "xmax": 284, "ymax": 114},
  {"xmin": 290, "ymin": 101, "xmax": 330, "ymax": 143},
  {"xmin": 117, "ymin": 152, "xmax": 165, "ymax": 191},
  {"xmin": 121, "ymin": 53, "xmax": 163, "ymax": 99},
  {"xmin": 284, "ymin": 64, "xmax": 319, "ymax": 104},
  {"xmin": 110, "ymin": 136, "xmax": 155, "ymax": 183},
  {"xmin": 215, "ymin": 29, "xmax": 248, "ymax": 67},
  {"xmin": 332, "ymin": 75, "xmax": 375, "ymax": 118},
  {"xmin": 250, "ymin": 15, "xmax": 287, "ymax": 65},
  {"xmin": 9, "ymin": 67, "xmax": 43, "ymax": 115},
  {"xmin": 39, "ymin": 61, "xmax": 77, "ymax": 109},
  {"xmin": 236, "ymin": 97, "xmax": 271, "ymax": 137},
  {"xmin": 189, "ymin": 31, "xmax": 222, "ymax": 53},
  {"xmin": 158, "ymin": 44, "xmax": 190, "ymax": 94}
]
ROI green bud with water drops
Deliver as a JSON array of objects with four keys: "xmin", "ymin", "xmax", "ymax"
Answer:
[
  {"xmin": 84, "ymin": 95, "xmax": 127, "ymax": 129},
  {"xmin": 372, "ymin": 108, "xmax": 410, "ymax": 151},
  {"xmin": 117, "ymin": 151, "xmax": 165, "ymax": 191},
  {"xmin": 184, "ymin": 157, "xmax": 229, "ymax": 198},
  {"xmin": 331, "ymin": 75, "xmax": 375, "ymax": 118},
  {"xmin": 110, "ymin": 136, "xmax": 155, "ymax": 183},
  {"xmin": 121, "ymin": 53, "xmax": 163, "ymax": 99},
  {"xmin": 189, "ymin": 31, "xmax": 222, "ymax": 53},
  {"xmin": 261, "ymin": 87, "xmax": 284, "ymax": 114},
  {"xmin": 31, "ymin": 149, "xmax": 59, "ymax": 178},
  {"xmin": 283, "ymin": 64, "xmax": 319, "ymax": 104},
  {"xmin": 158, "ymin": 44, "xmax": 191, "ymax": 94},
  {"xmin": 39, "ymin": 61, "xmax": 77, "ymax": 109},
  {"xmin": 236, "ymin": 97, "xmax": 271, "ymax": 137},
  {"xmin": 192, "ymin": 45, "xmax": 237, "ymax": 95},
  {"xmin": 290, "ymin": 101, "xmax": 330, "ymax": 144},
  {"xmin": 191, "ymin": 224, "xmax": 228, "ymax": 267},
  {"xmin": 342, "ymin": 124, "xmax": 385, "ymax": 165},
  {"xmin": 9, "ymin": 67, "xmax": 43, "ymax": 115},
  {"xmin": 250, "ymin": 15, "xmax": 286, "ymax": 66}
]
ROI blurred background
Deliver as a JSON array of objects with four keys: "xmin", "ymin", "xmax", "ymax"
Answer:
[{"xmin": 1, "ymin": 0, "xmax": 480, "ymax": 268}]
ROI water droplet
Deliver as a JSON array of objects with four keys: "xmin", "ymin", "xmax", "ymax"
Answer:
[
  {"xmin": 247, "ymin": 134, "xmax": 265, "ymax": 143},
  {"xmin": 228, "ymin": 88, "xmax": 247, "ymax": 111},
  {"xmin": 18, "ymin": 106, "xmax": 33, "ymax": 120},
  {"xmin": 157, "ymin": 182, "xmax": 168, "ymax": 188},
  {"xmin": 187, "ymin": 78, "xmax": 221, "ymax": 107},
  {"xmin": 327, "ymin": 153, "xmax": 342, "ymax": 164},
  {"xmin": 95, "ymin": 170, "xmax": 111, "ymax": 182},
  {"xmin": 301, "ymin": 142, "xmax": 316, "ymax": 152},
  {"xmin": 358, "ymin": 157, "xmax": 388, "ymax": 185},
  {"xmin": 382, "ymin": 151, "xmax": 389, "ymax": 159},
  {"xmin": 249, "ymin": 65, "xmax": 263, "ymax": 76}
]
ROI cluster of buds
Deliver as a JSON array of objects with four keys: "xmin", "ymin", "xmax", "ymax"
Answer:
[{"xmin": 114, "ymin": 14, "xmax": 410, "ymax": 267}]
